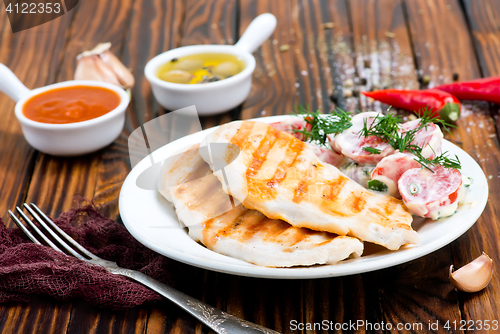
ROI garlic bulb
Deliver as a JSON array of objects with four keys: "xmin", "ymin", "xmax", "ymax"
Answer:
[
  {"xmin": 449, "ymin": 252, "xmax": 493, "ymax": 293},
  {"xmin": 75, "ymin": 43, "xmax": 134, "ymax": 89}
]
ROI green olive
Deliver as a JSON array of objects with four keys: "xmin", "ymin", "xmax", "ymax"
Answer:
[
  {"xmin": 172, "ymin": 59, "xmax": 203, "ymax": 71},
  {"xmin": 159, "ymin": 70, "xmax": 193, "ymax": 84},
  {"xmin": 212, "ymin": 61, "xmax": 241, "ymax": 77}
]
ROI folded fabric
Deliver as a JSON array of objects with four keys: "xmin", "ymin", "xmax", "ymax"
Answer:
[{"xmin": 0, "ymin": 201, "xmax": 183, "ymax": 310}]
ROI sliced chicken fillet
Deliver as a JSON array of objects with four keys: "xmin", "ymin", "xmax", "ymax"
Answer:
[
  {"xmin": 201, "ymin": 120, "xmax": 419, "ymax": 250},
  {"xmin": 157, "ymin": 144, "xmax": 363, "ymax": 267}
]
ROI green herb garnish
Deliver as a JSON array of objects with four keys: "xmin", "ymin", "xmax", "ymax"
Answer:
[
  {"xmin": 291, "ymin": 104, "xmax": 460, "ymax": 171},
  {"xmin": 356, "ymin": 106, "xmax": 461, "ymax": 170},
  {"xmin": 415, "ymin": 152, "xmax": 461, "ymax": 171},
  {"xmin": 363, "ymin": 147, "xmax": 382, "ymax": 154},
  {"xmin": 357, "ymin": 108, "xmax": 402, "ymax": 144},
  {"xmin": 368, "ymin": 179, "xmax": 388, "ymax": 192},
  {"xmin": 293, "ymin": 105, "xmax": 353, "ymax": 146}
]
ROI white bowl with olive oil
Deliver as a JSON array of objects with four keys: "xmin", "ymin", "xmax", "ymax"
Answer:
[{"xmin": 145, "ymin": 13, "xmax": 276, "ymax": 115}]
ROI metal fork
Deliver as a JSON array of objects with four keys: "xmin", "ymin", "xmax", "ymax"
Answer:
[{"xmin": 9, "ymin": 204, "xmax": 279, "ymax": 334}]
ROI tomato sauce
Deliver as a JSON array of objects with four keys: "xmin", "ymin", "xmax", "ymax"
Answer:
[{"xmin": 23, "ymin": 85, "xmax": 121, "ymax": 124}]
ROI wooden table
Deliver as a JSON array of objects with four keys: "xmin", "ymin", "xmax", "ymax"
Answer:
[{"xmin": 1, "ymin": 0, "xmax": 500, "ymax": 333}]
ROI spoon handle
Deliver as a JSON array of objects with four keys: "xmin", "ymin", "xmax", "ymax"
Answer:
[
  {"xmin": 0, "ymin": 63, "xmax": 31, "ymax": 102},
  {"xmin": 235, "ymin": 13, "xmax": 277, "ymax": 54}
]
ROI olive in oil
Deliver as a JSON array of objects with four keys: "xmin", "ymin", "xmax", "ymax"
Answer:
[{"xmin": 156, "ymin": 53, "xmax": 245, "ymax": 84}]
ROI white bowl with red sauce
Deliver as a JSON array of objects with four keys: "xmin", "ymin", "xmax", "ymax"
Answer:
[{"xmin": 0, "ymin": 64, "xmax": 130, "ymax": 156}]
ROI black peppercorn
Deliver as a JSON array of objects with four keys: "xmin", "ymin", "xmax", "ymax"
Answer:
[{"xmin": 329, "ymin": 91, "xmax": 338, "ymax": 103}]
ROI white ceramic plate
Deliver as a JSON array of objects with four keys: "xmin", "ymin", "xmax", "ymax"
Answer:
[{"xmin": 119, "ymin": 116, "xmax": 489, "ymax": 279}]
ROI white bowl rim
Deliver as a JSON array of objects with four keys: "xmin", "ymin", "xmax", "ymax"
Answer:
[
  {"xmin": 144, "ymin": 44, "xmax": 256, "ymax": 90},
  {"xmin": 15, "ymin": 80, "xmax": 130, "ymax": 130}
]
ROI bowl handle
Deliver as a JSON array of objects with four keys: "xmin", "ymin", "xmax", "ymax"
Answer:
[
  {"xmin": 235, "ymin": 13, "xmax": 277, "ymax": 54},
  {"xmin": 0, "ymin": 63, "xmax": 31, "ymax": 102}
]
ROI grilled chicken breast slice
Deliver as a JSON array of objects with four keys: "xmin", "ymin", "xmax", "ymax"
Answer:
[
  {"xmin": 200, "ymin": 120, "xmax": 419, "ymax": 250},
  {"xmin": 157, "ymin": 144, "xmax": 363, "ymax": 267}
]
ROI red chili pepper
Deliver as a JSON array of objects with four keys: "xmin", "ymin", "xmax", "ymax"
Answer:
[
  {"xmin": 362, "ymin": 89, "xmax": 461, "ymax": 122},
  {"xmin": 435, "ymin": 77, "xmax": 500, "ymax": 104}
]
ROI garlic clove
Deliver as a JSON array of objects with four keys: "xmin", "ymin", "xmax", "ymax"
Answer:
[
  {"xmin": 75, "ymin": 42, "xmax": 135, "ymax": 89},
  {"xmin": 449, "ymin": 252, "xmax": 493, "ymax": 293},
  {"xmin": 75, "ymin": 55, "xmax": 110, "ymax": 82},
  {"xmin": 77, "ymin": 42, "xmax": 112, "ymax": 58},
  {"xmin": 94, "ymin": 59, "xmax": 123, "ymax": 87},
  {"xmin": 75, "ymin": 55, "xmax": 120, "ymax": 86},
  {"xmin": 99, "ymin": 51, "xmax": 135, "ymax": 89}
]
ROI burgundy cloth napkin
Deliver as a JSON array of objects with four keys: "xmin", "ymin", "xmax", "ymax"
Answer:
[{"xmin": 0, "ymin": 202, "xmax": 182, "ymax": 310}]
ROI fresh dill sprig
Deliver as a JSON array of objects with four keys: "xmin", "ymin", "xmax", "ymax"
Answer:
[
  {"xmin": 293, "ymin": 106, "xmax": 353, "ymax": 146},
  {"xmin": 415, "ymin": 152, "xmax": 461, "ymax": 171},
  {"xmin": 357, "ymin": 107, "xmax": 461, "ymax": 170},
  {"xmin": 363, "ymin": 147, "xmax": 382, "ymax": 154},
  {"xmin": 357, "ymin": 108, "xmax": 402, "ymax": 144},
  {"xmin": 417, "ymin": 106, "xmax": 456, "ymax": 134}
]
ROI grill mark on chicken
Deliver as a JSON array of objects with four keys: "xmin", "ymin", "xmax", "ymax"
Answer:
[
  {"xmin": 238, "ymin": 211, "xmax": 270, "ymax": 241},
  {"xmin": 383, "ymin": 197, "xmax": 401, "ymax": 216},
  {"xmin": 164, "ymin": 146, "xmax": 365, "ymax": 266},
  {"xmin": 267, "ymin": 137, "xmax": 305, "ymax": 189},
  {"xmin": 261, "ymin": 219, "xmax": 294, "ymax": 243},
  {"xmin": 323, "ymin": 176, "xmax": 348, "ymax": 202},
  {"xmin": 202, "ymin": 121, "xmax": 418, "ymax": 250},
  {"xmin": 201, "ymin": 190, "xmax": 234, "ymax": 216},
  {"xmin": 177, "ymin": 174, "xmax": 220, "ymax": 208},
  {"xmin": 221, "ymin": 209, "xmax": 260, "ymax": 239},
  {"xmin": 292, "ymin": 177, "xmax": 310, "ymax": 203},
  {"xmin": 210, "ymin": 207, "xmax": 326, "ymax": 247},
  {"xmin": 230, "ymin": 121, "xmax": 254, "ymax": 149},
  {"xmin": 170, "ymin": 145, "xmax": 199, "ymax": 172},
  {"xmin": 184, "ymin": 162, "xmax": 212, "ymax": 183},
  {"xmin": 284, "ymin": 227, "xmax": 318, "ymax": 247},
  {"xmin": 245, "ymin": 126, "xmax": 281, "ymax": 178},
  {"xmin": 345, "ymin": 192, "xmax": 366, "ymax": 213},
  {"xmin": 367, "ymin": 207, "xmax": 392, "ymax": 227},
  {"xmin": 203, "ymin": 204, "xmax": 248, "ymax": 247}
]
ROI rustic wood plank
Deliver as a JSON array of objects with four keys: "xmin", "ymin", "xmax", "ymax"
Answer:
[
  {"xmin": 405, "ymin": 0, "xmax": 500, "ymax": 327},
  {"xmin": 0, "ymin": 6, "xmax": 79, "ymax": 334},
  {"xmin": 9, "ymin": 1, "xmax": 145, "ymax": 334},
  {"xmin": 453, "ymin": 0, "xmax": 500, "ymax": 325},
  {"xmin": 292, "ymin": 0, "xmax": 358, "ymax": 113},
  {"xmin": 287, "ymin": 1, "xmax": 386, "ymax": 332},
  {"xmin": 350, "ymin": 0, "xmax": 419, "ymax": 112},
  {"xmin": 181, "ymin": 0, "xmax": 238, "ymax": 130},
  {"xmin": 238, "ymin": 0, "xmax": 297, "ymax": 120},
  {"xmin": 24, "ymin": 0, "xmax": 135, "ymax": 218},
  {"xmin": 122, "ymin": 1, "xmax": 244, "ymax": 333},
  {"xmin": 461, "ymin": 0, "xmax": 500, "ymax": 77},
  {"xmin": 0, "ymin": 9, "xmax": 75, "ymax": 224},
  {"xmin": 93, "ymin": 0, "xmax": 185, "ymax": 220},
  {"xmin": 404, "ymin": 0, "xmax": 480, "ymax": 85},
  {"xmin": 181, "ymin": 0, "xmax": 237, "ymax": 47}
]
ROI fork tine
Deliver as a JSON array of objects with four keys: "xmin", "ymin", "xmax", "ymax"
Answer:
[
  {"xmin": 14, "ymin": 207, "xmax": 64, "ymax": 253},
  {"xmin": 22, "ymin": 204, "xmax": 87, "ymax": 261},
  {"xmin": 8, "ymin": 210, "xmax": 42, "ymax": 245},
  {"xmin": 28, "ymin": 203, "xmax": 98, "ymax": 260}
]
